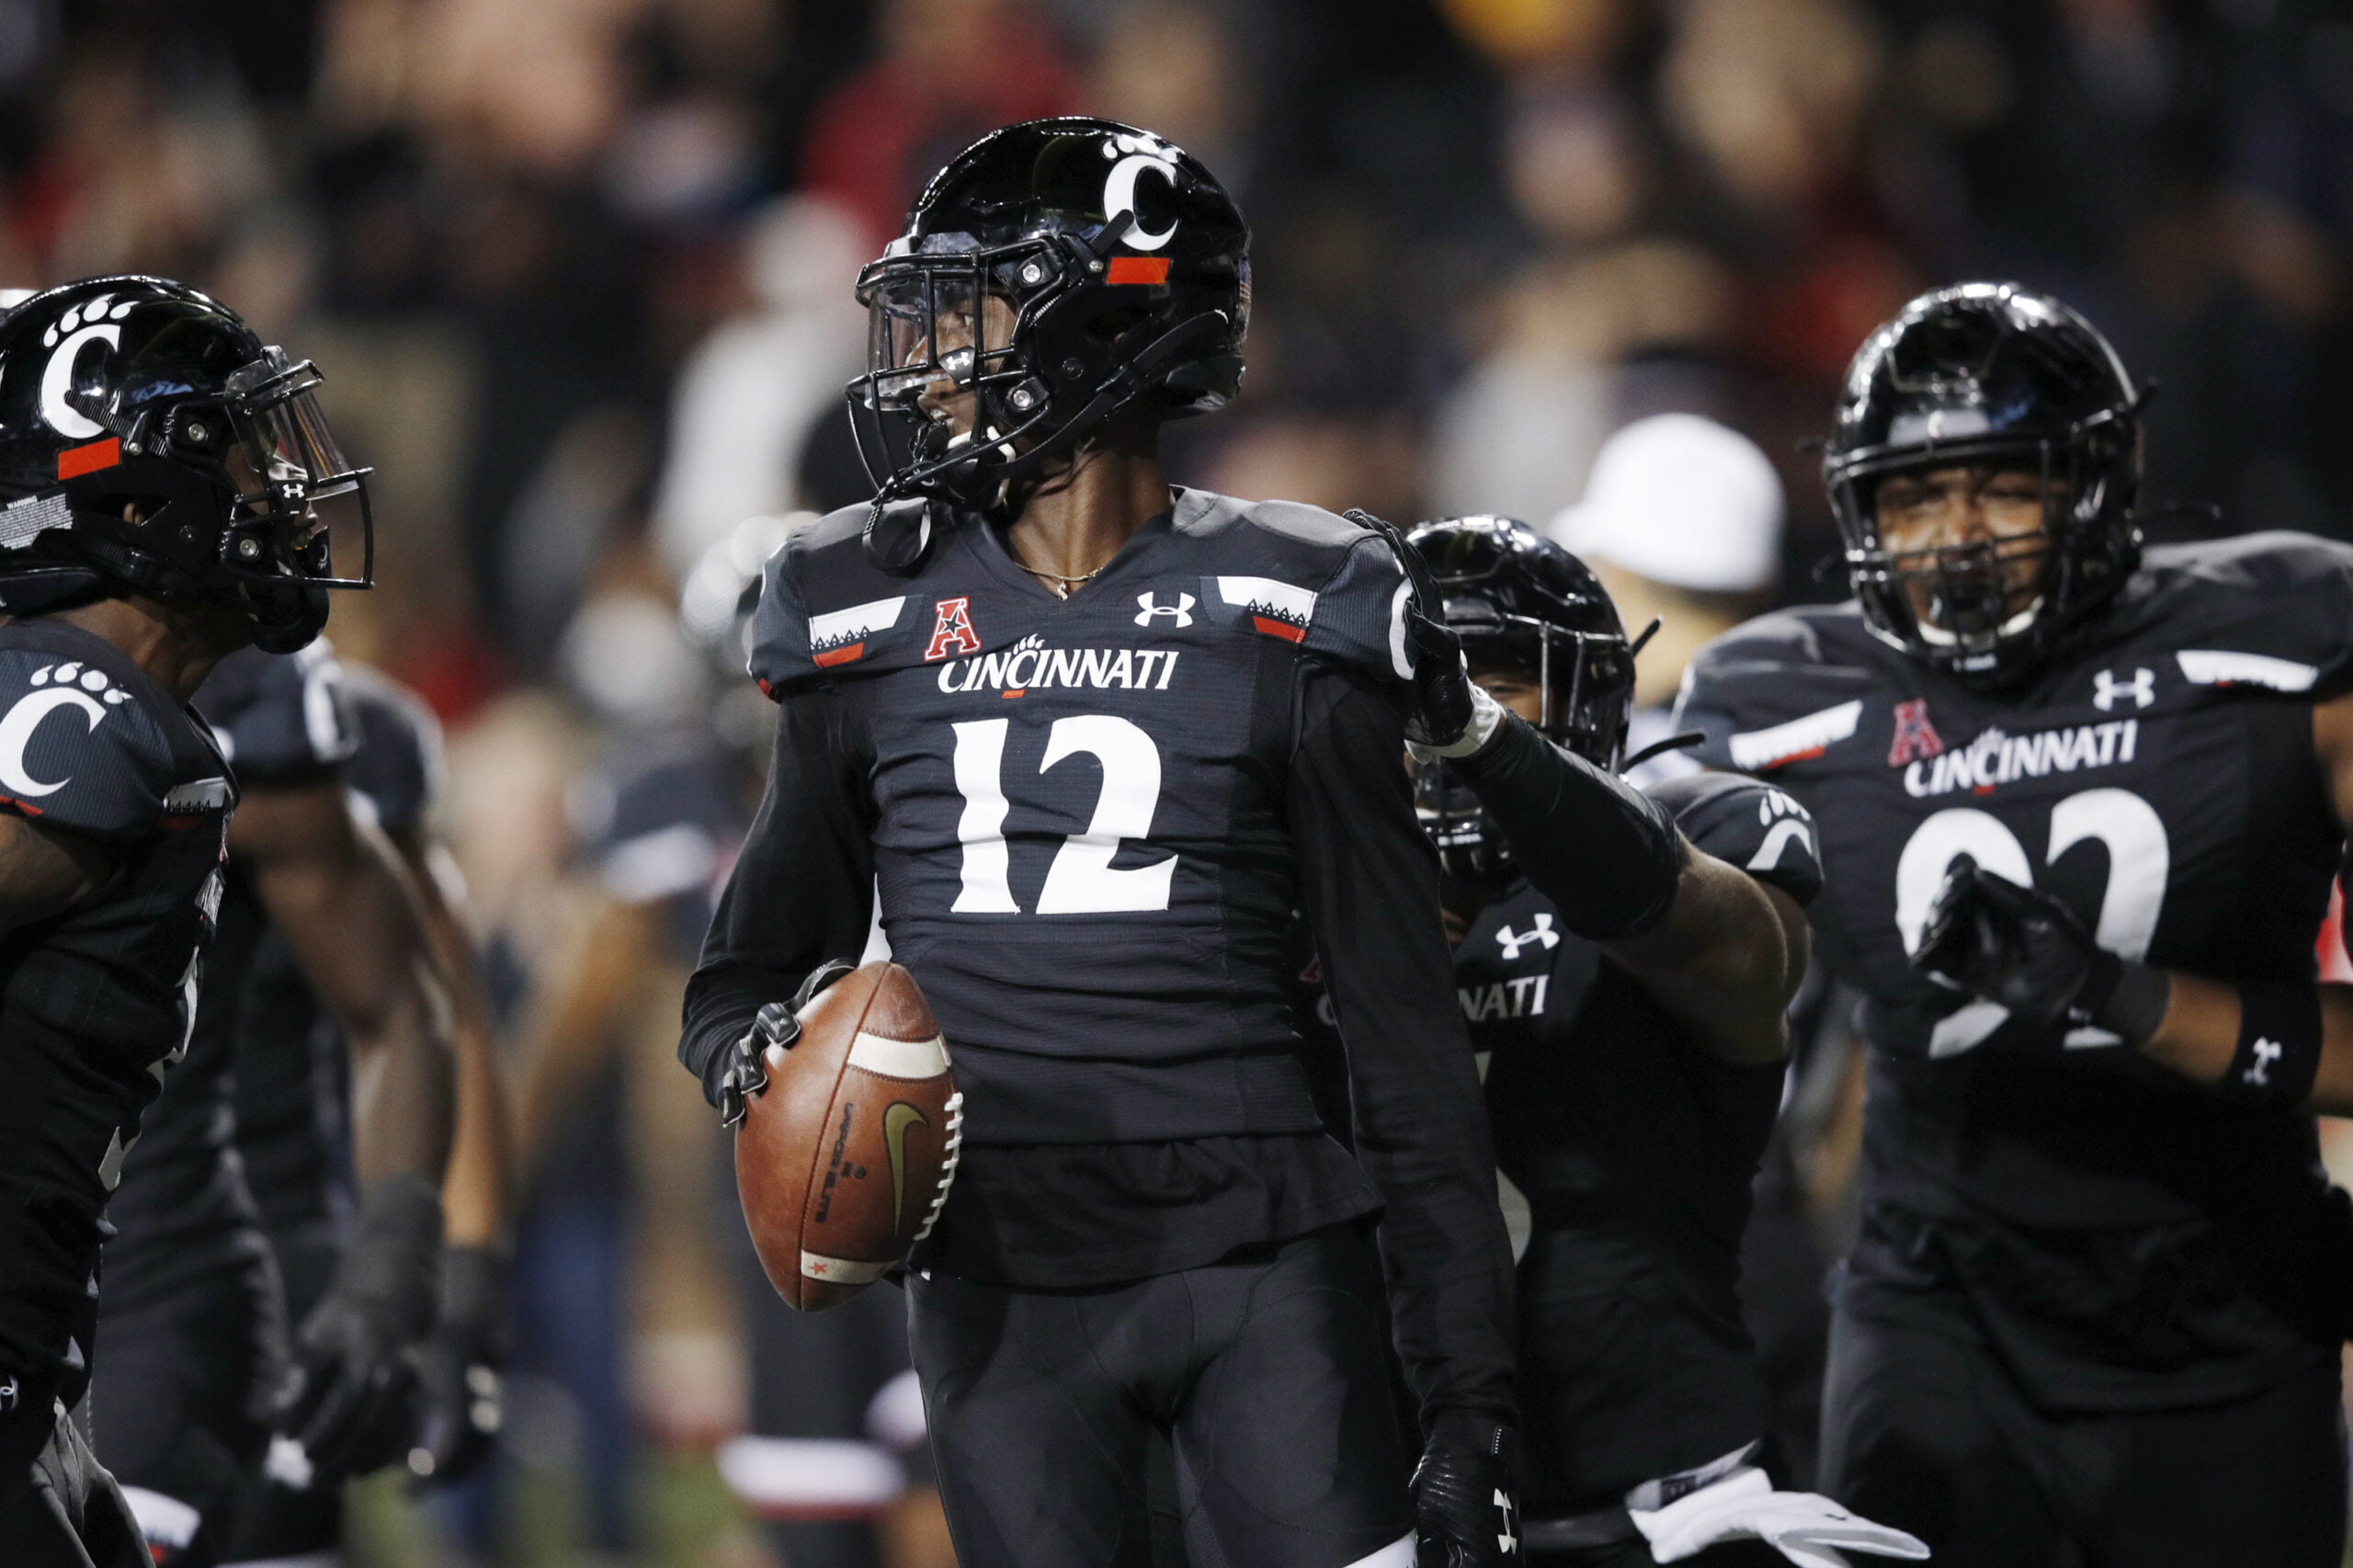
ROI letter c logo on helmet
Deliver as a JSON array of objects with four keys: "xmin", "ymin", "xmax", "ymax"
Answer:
[
  {"xmin": 34, "ymin": 293, "xmax": 138, "ymax": 438},
  {"xmin": 1103, "ymin": 137, "xmax": 1181, "ymax": 252},
  {"xmin": 40, "ymin": 324, "xmax": 122, "ymax": 439}
]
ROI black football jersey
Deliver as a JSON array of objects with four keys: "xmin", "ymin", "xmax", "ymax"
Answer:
[
  {"xmin": 1299, "ymin": 769, "xmax": 1818, "ymax": 1499},
  {"xmin": 233, "ymin": 662, "xmax": 441, "ymax": 1240},
  {"xmin": 749, "ymin": 489, "xmax": 1416, "ymax": 1144},
  {"xmin": 0, "ymin": 620, "xmax": 235, "ymax": 1402},
  {"xmin": 1677, "ymin": 533, "xmax": 2353, "ymax": 1403},
  {"xmin": 103, "ymin": 643, "xmax": 356, "ymax": 1309}
]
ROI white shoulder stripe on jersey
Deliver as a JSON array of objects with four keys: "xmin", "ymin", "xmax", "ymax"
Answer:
[
  {"xmin": 1728, "ymin": 699, "xmax": 1864, "ymax": 771},
  {"xmin": 1215, "ymin": 574, "xmax": 1317, "ymax": 622},
  {"xmin": 2176, "ymin": 648, "xmax": 2319, "ymax": 692},
  {"xmin": 809, "ymin": 596, "xmax": 909, "ymax": 649}
]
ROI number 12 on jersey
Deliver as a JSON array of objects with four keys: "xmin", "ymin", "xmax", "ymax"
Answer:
[{"xmin": 949, "ymin": 716, "xmax": 1176, "ymax": 915}]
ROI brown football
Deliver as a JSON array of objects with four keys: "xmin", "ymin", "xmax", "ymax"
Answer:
[{"xmin": 733, "ymin": 962, "xmax": 962, "ymax": 1312}]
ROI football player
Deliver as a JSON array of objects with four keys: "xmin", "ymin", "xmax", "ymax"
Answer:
[
  {"xmin": 93, "ymin": 638, "xmax": 472, "ymax": 1568},
  {"xmin": 1674, "ymin": 281, "xmax": 2353, "ymax": 1567},
  {"xmin": 0, "ymin": 278, "xmax": 362, "ymax": 1566},
  {"xmin": 680, "ymin": 119, "xmax": 1519, "ymax": 1568},
  {"xmin": 221, "ymin": 655, "xmax": 510, "ymax": 1568},
  {"xmin": 1374, "ymin": 517, "xmax": 1923, "ymax": 1568}
]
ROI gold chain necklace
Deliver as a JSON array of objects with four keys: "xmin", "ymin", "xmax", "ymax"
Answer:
[{"xmin": 1012, "ymin": 556, "xmax": 1109, "ymax": 600}]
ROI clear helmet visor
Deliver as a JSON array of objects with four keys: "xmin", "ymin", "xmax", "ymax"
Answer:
[{"xmin": 222, "ymin": 347, "xmax": 372, "ymax": 588}]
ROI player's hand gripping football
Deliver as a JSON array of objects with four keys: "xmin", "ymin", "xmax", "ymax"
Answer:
[
  {"xmin": 718, "ymin": 960, "xmax": 858, "ymax": 1127},
  {"xmin": 1910, "ymin": 853, "xmax": 2118, "ymax": 1027},
  {"xmin": 406, "ymin": 1244, "xmax": 509, "ymax": 1490},
  {"xmin": 1347, "ymin": 510, "xmax": 1500, "ymax": 758},
  {"xmin": 1412, "ymin": 1414, "xmax": 1521, "ymax": 1566},
  {"xmin": 273, "ymin": 1173, "xmax": 442, "ymax": 1484}
]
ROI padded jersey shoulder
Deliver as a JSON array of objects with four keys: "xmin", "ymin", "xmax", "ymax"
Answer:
[
  {"xmin": 2109, "ymin": 530, "xmax": 2353, "ymax": 699},
  {"xmin": 749, "ymin": 491, "xmax": 1415, "ymax": 697},
  {"xmin": 1673, "ymin": 601, "xmax": 1892, "ymax": 773},
  {"xmin": 749, "ymin": 504, "xmax": 915, "ymax": 697},
  {"xmin": 1644, "ymin": 768, "xmax": 1824, "ymax": 908},
  {"xmin": 1168, "ymin": 490, "xmax": 1414, "ymax": 683},
  {"xmin": 0, "ymin": 621, "xmax": 228, "ymax": 842},
  {"xmin": 195, "ymin": 641, "xmax": 357, "ymax": 788}
]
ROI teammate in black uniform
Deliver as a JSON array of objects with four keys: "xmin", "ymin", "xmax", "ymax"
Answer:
[
  {"xmin": 221, "ymin": 657, "xmax": 508, "ymax": 1568},
  {"xmin": 1676, "ymin": 282, "xmax": 2353, "ymax": 1567},
  {"xmin": 1339, "ymin": 517, "xmax": 1923, "ymax": 1568},
  {"xmin": 681, "ymin": 119, "xmax": 1518, "ymax": 1568},
  {"xmin": 0, "ymin": 277, "xmax": 366, "ymax": 1565}
]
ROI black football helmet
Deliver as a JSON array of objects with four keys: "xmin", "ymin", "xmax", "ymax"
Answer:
[
  {"xmin": 1826, "ymin": 282, "xmax": 2144, "ymax": 685},
  {"xmin": 847, "ymin": 117, "xmax": 1249, "ymax": 568},
  {"xmin": 0, "ymin": 277, "xmax": 370, "ymax": 652},
  {"xmin": 1406, "ymin": 516, "xmax": 1637, "ymax": 889}
]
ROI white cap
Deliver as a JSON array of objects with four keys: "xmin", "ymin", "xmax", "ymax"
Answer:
[{"xmin": 1552, "ymin": 413, "xmax": 1784, "ymax": 594}]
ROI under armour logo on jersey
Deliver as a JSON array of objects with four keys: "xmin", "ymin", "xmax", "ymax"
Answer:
[
  {"xmin": 1496, "ymin": 1487, "xmax": 1518, "ymax": 1556},
  {"xmin": 2094, "ymin": 667, "xmax": 2155, "ymax": 711},
  {"xmin": 1134, "ymin": 592, "xmax": 1195, "ymax": 628},
  {"xmin": 924, "ymin": 597, "xmax": 983, "ymax": 662},
  {"xmin": 1887, "ymin": 699, "xmax": 1945, "ymax": 767},
  {"xmin": 2246, "ymin": 1037, "xmax": 2282, "ymax": 1085},
  {"xmin": 1495, "ymin": 913, "xmax": 1559, "ymax": 960}
]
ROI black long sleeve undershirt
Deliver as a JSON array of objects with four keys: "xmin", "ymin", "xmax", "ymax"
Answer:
[
  {"xmin": 1451, "ymin": 710, "xmax": 1686, "ymax": 940},
  {"xmin": 1289, "ymin": 665, "xmax": 1518, "ymax": 1425},
  {"xmin": 679, "ymin": 665, "xmax": 1516, "ymax": 1426}
]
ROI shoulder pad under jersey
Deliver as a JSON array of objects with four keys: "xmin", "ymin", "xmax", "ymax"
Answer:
[
  {"xmin": 341, "ymin": 665, "xmax": 444, "ymax": 837},
  {"xmin": 0, "ymin": 633, "xmax": 214, "ymax": 842},
  {"xmin": 1646, "ymin": 769, "xmax": 1824, "ymax": 908},
  {"xmin": 748, "ymin": 506, "xmax": 917, "ymax": 698},
  {"xmin": 1672, "ymin": 604, "xmax": 1886, "ymax": 775},
  {"xmin": 196, "ymin": 642, "xmax": 356, "ymax": 787},
  {"xmin": 2122, "ymin": 532, "xmax": 2353, "ymax": 701},
  {"xmin": 1167, "ymin": 491, "xmax": 1413, "ymax": 682}
]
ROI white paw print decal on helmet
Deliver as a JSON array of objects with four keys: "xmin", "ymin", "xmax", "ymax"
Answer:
[
  {"xmin": 40, "ymin": 294, "xmax": 137, "ymax": 348},
  {"xmin": 37, "ymin": 295, "xmax": 139, "ymax": 438},
  {"xmin": 29, "ymin": 663, "xmax": 132, "ymax": 705}
]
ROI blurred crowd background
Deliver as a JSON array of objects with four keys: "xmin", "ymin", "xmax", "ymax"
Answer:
[{"xmin": 13, "ymin": 0, "xmax": 2353, "ymax": 1563}]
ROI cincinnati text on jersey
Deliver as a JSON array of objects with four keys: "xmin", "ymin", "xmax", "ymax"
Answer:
[
  {"xmin": 934, "ymin": 632, "xmax": 1183, "ymax": 695},
  {"xmin": 1902, "ymin": 717, "xmax": 2139, "ymax": 799}
]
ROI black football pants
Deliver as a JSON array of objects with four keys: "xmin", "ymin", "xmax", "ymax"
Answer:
[
  {"xmin": 1821, "ymin": 1270, "xmax": 2347, "ymax": 1568},
  {"xmin": 85, "ymin": 1249, "xmax": 284, "ymax": 1568},
  {"xmin": 909, "ymin": 1223, "xmax": 1415, "ymax": 1568}
]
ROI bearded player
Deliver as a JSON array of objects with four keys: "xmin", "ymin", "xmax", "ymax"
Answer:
[
  {"xmin": 0, "ymin": 277, "xmax": 367, "ymax": 1565},
  {"xmin": 1324, "ymin": 517, "xmax": 1921, "ymax": 1568},
  {"xmin": 681, "ymin": 119, "xmax": 1518, "ymax": 1568},
  {"xmin": 1675, "ymin": 281, "xmax": 2353, "ymax": 1566}
]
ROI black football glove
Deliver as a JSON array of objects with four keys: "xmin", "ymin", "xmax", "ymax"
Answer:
[
  {"xmin": 718, "ymin": 960, "xmax": 858, "ymax": 1127},
  {"xmin": 1910, "ymin": 853, "xmax": 2119, "ymax": 1027},
  {"xmin": 1412, "ymin": 1413, "xmax": 1521, "ymax": 1566},
  {"xmin": 406, "ymin": 1244, "xmax": 509, "ymax": 1491},
  {"xmin": 273, "ymin": 1174, "xmax": 441, "ymax": 1485},
  {"xmin": 1347, "ymin": 509, "xmax": 1486, "ymax": 753}
]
